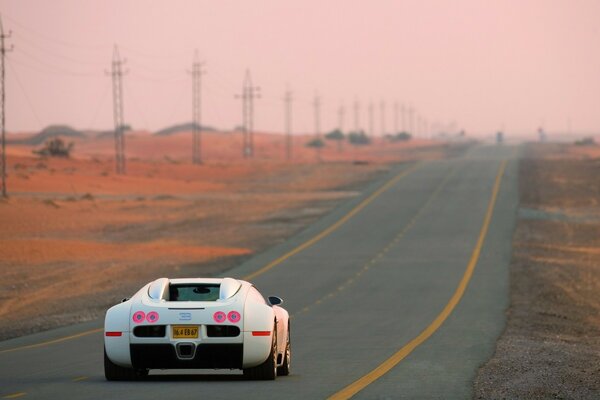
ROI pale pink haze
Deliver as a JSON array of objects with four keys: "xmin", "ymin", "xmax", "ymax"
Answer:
[{"xmin": 1, "ymin": 0, "xmax": 599, "ymax": 138}]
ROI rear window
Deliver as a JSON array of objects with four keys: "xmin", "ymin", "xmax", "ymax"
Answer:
[{"xmin": 169, "ymin": 284, "xmax": 220, "ymax": 302}]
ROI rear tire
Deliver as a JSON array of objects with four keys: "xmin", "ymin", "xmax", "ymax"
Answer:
[
  {"xmin": 243, "ymin": 325, "xmax": 277, "ymax": 380},
  {"xmin": 277, "ymin": 324, "xmax": 291, "ymax": 376},
  {"xmin": 104, "ymin": 347, "xmax": 148, "ymax": 381}
]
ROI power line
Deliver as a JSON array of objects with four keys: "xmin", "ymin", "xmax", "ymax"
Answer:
[
  {"xmin": 7, "ymin": 58, "xmax": 43, "ymax": 127},
  {"xmin": 85, "ymin": 79, "xmax": 111, "ymax": 130},
  {"xmin": 119, "ymin": 45, "xmax": 188, "ymax": 61},
  {"xmin": 13, "ymin": 46, "xmax": 100, "ymax": 77},
  {"xmin": 3, "ymin": 13, "xmax": 109, "ymax": 50},
  {"xmin": 1, "ymin": 16, "xmax": 12, "ymax": 198},
  {"xmin": 12, "ymin": 31, "xmax": 102, "ymax": 66}
]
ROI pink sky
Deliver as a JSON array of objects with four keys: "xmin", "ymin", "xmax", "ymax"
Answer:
[{"xmin": 2, "ymin": 0, "xmax": 599, "ymax": 138}]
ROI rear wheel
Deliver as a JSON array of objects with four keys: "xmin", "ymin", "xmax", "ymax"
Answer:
[
  {"xmin": 104, "ymin": 348, "xmax": 148, "ymax": 381},
  {"xmin": 277, "ymin": 323, "xmax": 291, "ymax": 376},
  {"xmin": 243, "ymin": 325, "xmax": 277, "ymax": 380}
]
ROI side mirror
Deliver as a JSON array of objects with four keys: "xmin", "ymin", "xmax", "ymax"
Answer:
[
  {"xmin": 121, "ymin": 297, "xmax": 130, "ymax": 303},
  {"xmin": 267, "ymin": 296, "xmax": 283, "ymax": 306}
]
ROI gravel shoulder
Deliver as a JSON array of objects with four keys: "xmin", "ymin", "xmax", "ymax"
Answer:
[{"xmin": 474, "ymin": 143, "xmax": 600, "ymax": 399}]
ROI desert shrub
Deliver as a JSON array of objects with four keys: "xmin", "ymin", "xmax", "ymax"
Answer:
[
  {"xmin": 325, "ymin": 129, "xmax": 345, "ymax": 152},
  {"xmin": 42, "ymin": 199, "xmax": 60, "ymax": 208},
  {"xmin": 325, "ymin": 129, "xmax": 345, "ymax": 141},
  {"xmin": 33, "ymin": 137, "xmax": 74, "ymax": 158},
  {"xmin": 386, "ymin": 132, "xmax": 412, "ymax": 142},
  {"xmin": 81, "ymin": 193, "xmax": 95, "ymax": 201},
  {"xmin": 574, "ymin": 137, "xmax": 596, "ymax": 146},
  {"xmin": 347, "ymin": 131, "xmax": 371, "ymax": 145},
  {"xmin": 306, "ymin": 138, "xmax": 325, "ymax": 148}
]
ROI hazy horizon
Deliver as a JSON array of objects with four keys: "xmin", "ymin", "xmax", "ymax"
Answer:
[{"xmin": 2, "ymin": 0, "xmax": 599, "ymax": 139}]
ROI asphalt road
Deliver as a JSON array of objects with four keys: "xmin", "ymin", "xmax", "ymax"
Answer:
[{"xmin": 0, "ymin": 145, "xmax": 519, "ymax": 399}]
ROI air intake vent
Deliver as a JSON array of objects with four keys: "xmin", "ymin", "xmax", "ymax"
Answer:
[
  {"xmin": 134, "ymin": 325, "xmax": 166, "ymax": 338},
  {"xmin": 206, "ymin": 325, "xmax": 241, "ymax": 337}
]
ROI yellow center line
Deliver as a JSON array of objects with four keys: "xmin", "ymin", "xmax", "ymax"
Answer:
[
  {"xmin": 328, "ymin": 159, "xmax": 507, "ymax": 400},
  {"xmin": 243, "ymin": 162, "xmax": 421, "ymax": 281},
  {"xmin": 0, "ymin": 328, "xmax": 102, "ymax": 355},
  {"xmin": 3, "ymin": 393, "xmax": 26, "ymax": 399},
  {"xmin": 72, "ymin": 376, "xmax": 88, "ymax": 382},
  {"xmin": 291, "ymin": 163, "xmax": 459, "ymax": 319}
]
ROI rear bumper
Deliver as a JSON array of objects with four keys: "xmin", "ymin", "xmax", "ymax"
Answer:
[{"xmin": 130, "ymin": 343, "xmax": 243, "ymax": 369}]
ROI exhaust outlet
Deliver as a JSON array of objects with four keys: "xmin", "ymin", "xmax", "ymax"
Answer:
[{"xmin": 175, "ymin": 342, "xmax": 196, "ymax": 360}]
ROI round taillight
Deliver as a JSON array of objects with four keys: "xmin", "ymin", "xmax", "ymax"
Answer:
[
  {"xmin": 132, "ymin": 311, "xmax": 146, "ymax": 324},
  {"xmin": 227, "ymin": 311, "xmax": 241, "ymax": 323},
  {"xmin": 213, "ymin": 311, "xmax": 226, "ymax": 323},
  {"xmin": 146, "ymin": 311, "xmax": 159, "ymax": 323}
]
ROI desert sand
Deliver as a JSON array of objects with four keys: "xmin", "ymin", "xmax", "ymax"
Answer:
[{"xmin": 0, "ymin": 129, "xmax": 450, "ymax": 339}]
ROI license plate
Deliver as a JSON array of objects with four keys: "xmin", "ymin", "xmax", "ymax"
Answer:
[{"xmin": 172, "ymin": 325, "xmax": 199, "ymax": 339}]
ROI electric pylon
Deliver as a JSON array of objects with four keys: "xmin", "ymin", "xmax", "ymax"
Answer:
[
  {"xmin": 337, "ymin": 103, "xmax": 345, "ymax": 131},
  {"xmin": 236, "ymin": 70, "xmax": 260, "ymax": 158},
  {"xmin": 0, "ymin": 16, "xmax": 12, "ymax": 198},
  {"xmin": 107, "ymin": 45, "xmax": 126, "ymax": 174},
  {"xmin": 190, "ymin": 51, "xmax": 205, "ymax": 164},
  {"xmin": 393, "ymin": 101, "xmax": 399, "ymax": 134},
  {"xmin": 284, "ymin": 86, "xmax": 293, "ymax": 161},
  {"xmin": 408, "ymin": 105, "xmax": 415, "ymax": 136},
  {"xmin": 353, "ymin": 98, "xmax": 360, "ymax": 133},
  {"xmin": 380, "ymin": 99, "xmax": 386, "ymax": 137},
  {"xmin": 368, "ymin": 101, "xmax": 374, "ymax": 137}
]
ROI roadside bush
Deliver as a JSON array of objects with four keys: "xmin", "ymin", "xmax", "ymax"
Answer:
[
  {"xmin": 325, "ymin": 129, "xmax": 345, "ymax": 152},
  {"xmin": 347, "ymin": 131, "xmax": 371, "ymax": 145},
  {"xmin": 306, "ymin": 138, "xmax": 325, "ymax": 148},
  {"xmin": 574, "ymin": 137, "xmax": 596, "ymax": 146},
  {"xmin": 386, "ymin": 132, "xmax": 412, "ymax": 142},
  {"xmin": 33, "ymin": 137, "xmax": 74, "ymax": 158}
]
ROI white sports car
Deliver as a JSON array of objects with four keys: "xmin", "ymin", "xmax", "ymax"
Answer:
[{"xmin": 104, "ymin": 277, "xmax": 290, "ymax": 380}]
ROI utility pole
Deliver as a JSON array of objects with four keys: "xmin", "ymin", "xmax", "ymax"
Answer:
[
  {"xmin": 368, "ymin": 101, "xmax": 374, "ymax": 137},
  {"xmin": 0, "ymin": 16, "xmax": 11, "ymax": 198},
  {"xmin": 313, "ymin": 93, "xmax": 321, "ymax": 139},
  {"xmin": 380, "ymin": 99, "xmax": 386, "ymax": 137},
  {"xmin": 236, "ymin": 70, "xmax": 260, "ymax": 158},
  {"xmin": 336, "ymin": 102, "xmax": 345, "ymax": 153},
  {"xmin": 337, "ymin": 103, "xmax": 345, "ymax": 131},
  {"xmin": 393, "ymin": 101, "xmax": 399, "ymax": 134},
  {"xmin": 107, "ymin": 45, "xmax": 126, "ymax": 174},
  {"xmin": 190, "ymin": 51, "xmax": 205, "ymax": 164},
  {"xmin": 416, "ymin": 115, "xmax": 421, "ymax": 136},
  {"xmin": 283, "ymin": 86, "xmax": 293, "ymax": 161},
  {"xmin": 401, "ymin": 104, "xmax": 406, "ymax": 133},
  {"xmin": 313, "ymin": 93, "xmax": 322, "ymax": 162},
  {"xmin": 408, "ymin": 105, "xmax": 415, "ymax": 136},
  {"xmin": 353, "ymin": 98, "xmax": 360, "ymax": 133}
]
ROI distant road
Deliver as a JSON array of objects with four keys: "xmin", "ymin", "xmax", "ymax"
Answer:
[{"xmin": 0, "ymin": 145, "xmax": 519, "ymax": 399}]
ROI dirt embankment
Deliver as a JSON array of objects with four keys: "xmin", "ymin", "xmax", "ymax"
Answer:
[{"xmin": 474, "ymin": 144, "xmax": 600, "ymax": 399}]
